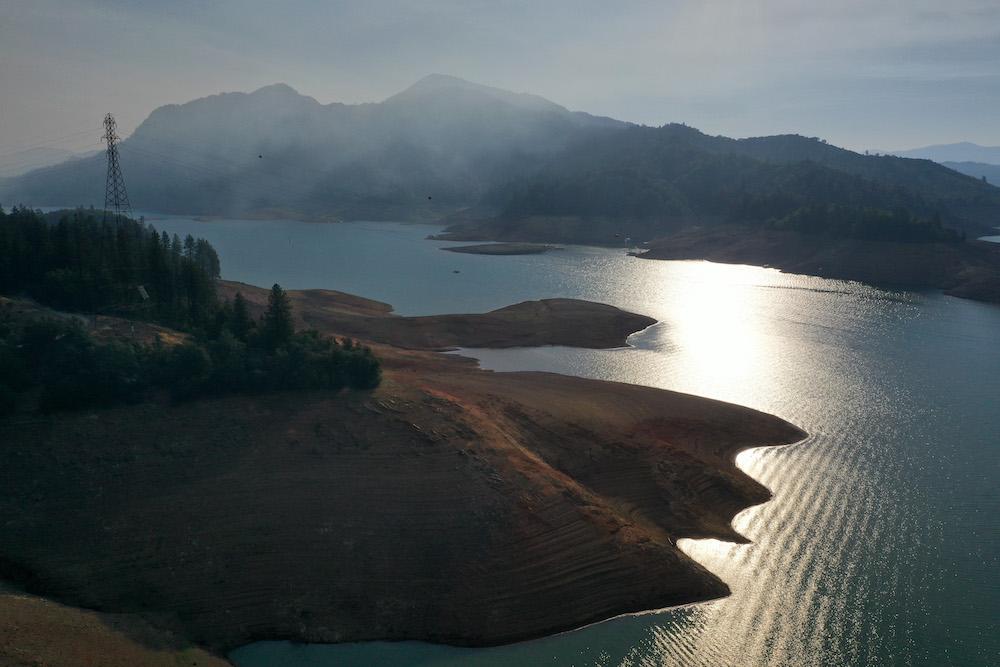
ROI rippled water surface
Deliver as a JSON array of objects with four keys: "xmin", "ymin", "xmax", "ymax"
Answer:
[{"xmin": 151, "ymin": 218, "xmax": 1000, "ymax": 666}]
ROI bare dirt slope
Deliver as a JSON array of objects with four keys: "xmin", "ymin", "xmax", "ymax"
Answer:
[
  {"xmin": 0, "ymin": 586, "xmax": 229, "ymax": 667},
  {"xmin": 219, "ymin": 281, "xmax": 656, "ymax": 349},
  {"xmin": 0, "ymin": 288, "xmax": 804, "ymax": 658}
]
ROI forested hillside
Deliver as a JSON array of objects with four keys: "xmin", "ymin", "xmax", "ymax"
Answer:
[
  {"xmin": 476, "ymin": 124, "xmax": 1000, "ymax": 242},
  {"xmin": 0, "ymin": 207, "xmax": 380, "ymax": 414},
  {"xmin": 0, "ymin": 206, "xmax": 220, "ymax": 327},
  {"xmin": 4, "ymin": 76, "xmax": 999, "ymax": 239},
  {"xmin": 1, "ymin": 76, "xmax": 620, "ymax": 220},
  {"xmin": 942, "ymin": 162, "xmax": 1000, "ymax": 187}
]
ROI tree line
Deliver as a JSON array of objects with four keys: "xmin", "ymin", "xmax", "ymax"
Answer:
[
  {"xmin": 768, "ymin": 204, "xmax": 963, "ymax": 243},
  {"xmin": 0, "ymin": 207, "xmax": 380, "ymax": 414},
  {"xmin": 488, "ymin": 124, "xmax": 975, "ymax": 243},
  {"xmin": 0, "ymin": 206, "xmax": 220, "ymax": 327}
]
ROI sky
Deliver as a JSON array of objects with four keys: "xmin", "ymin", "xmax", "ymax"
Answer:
[{"xmin": 2, "ymin": 0, "xmax": 999, "ymax": 161}]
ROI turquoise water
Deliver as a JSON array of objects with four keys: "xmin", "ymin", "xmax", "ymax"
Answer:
[{"xmin": 150, "ymin": 218, "xmax": 1000, "ymax": 666}]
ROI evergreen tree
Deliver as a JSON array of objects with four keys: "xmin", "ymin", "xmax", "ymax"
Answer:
[
  {"xmin": 262, "ymin": 283, "xmax": 293, "ymax": 350},
  {"xmin": 0, "ymin": 209, "xmax": 381, "ymax": 411},
  {"xmin": 230, "ymin": 291, "xmax": 254, "ymax": 342},
  {"xmin": 0, "ymin": 207, "xmax": 219, "ymax": 328}
]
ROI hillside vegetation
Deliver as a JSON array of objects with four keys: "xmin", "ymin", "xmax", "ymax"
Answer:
[
  {"xmin": 467, "ymin": 124, "xmax": 997, "ymax": 242},
  {"xmin": 1, "ymin": 76, "xmax": 620, "ymax": 220},
  {"xmin": 0, "ymin": 207, "xmax": 380, "ymax": 415},
  {"xmin": 4, "ymin": 77, "xmax": 999, "ymax": 239}
]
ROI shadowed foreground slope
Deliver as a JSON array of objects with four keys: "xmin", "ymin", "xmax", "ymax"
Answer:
[
  {"xmin": 0, "ymin": 586, "xmax": 229, "ymax": 667},
  {"xmin": 0, "ymin": 289, "xmax": 804, "ymax": 656}
]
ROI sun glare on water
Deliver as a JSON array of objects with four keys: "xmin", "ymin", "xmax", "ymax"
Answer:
[{"xmin": 641, "ymin": 260, "xmax": 789, "ymax": 408}]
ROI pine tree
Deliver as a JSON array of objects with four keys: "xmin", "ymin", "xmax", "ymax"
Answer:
[
  {"xmin": 262, "ymin": 283, "xmax": 293, "ymax": 350},
  {"xmin": 230, "ymin": 291, "xmax": 254, "ymax": 342}
]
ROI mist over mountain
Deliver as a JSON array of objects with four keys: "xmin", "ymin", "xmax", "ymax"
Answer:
[
  {"xmin": 882, "ymin": 142, "xmax": 1000, "ymax": 196},
  {"xmin": 891, "ymin": 142, "xmax": 1000, "ymax": 165},
  {"xmin": 3, "ymin": 75, "xmax": 999, "ymax": 238},
  {"xmin": 941, "ymin": 162, "xmax": 1000, "ymax": 186},
  {"xmin": 0, "ymin": 146, "xmax": 82, "ymax": 178},
  {"xmin": 463, "ymin": 124, "xmax": 1000, "ymax": 242},
  {"xmin": 1, "ymin": 75, "xmax": 622, "ymax": 219}
]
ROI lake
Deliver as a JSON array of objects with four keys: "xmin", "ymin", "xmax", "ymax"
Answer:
[{"xmin": 150, "ymin": 217, "xmax": 1000, "ymax": 667}]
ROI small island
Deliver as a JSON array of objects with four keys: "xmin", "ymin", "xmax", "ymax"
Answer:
[{"xmin": 441, "ymin": 242, "xmax": 557, "ymax": 255}]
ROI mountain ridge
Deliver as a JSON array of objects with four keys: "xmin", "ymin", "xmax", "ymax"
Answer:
[
  {"xmin": 0, "ymin": 147, "xmax": 80, "ymax": 178},
  {"xmin": 3, "ymin": 76, "xmax": 998, "ymax": 235},
  {"xmin": 941, "ymin": 161, "xmax": 1000, "ymax": 186},
  {"xmin": 890, "ymin": 141, "xmax": 1000, "ymax": 165}
]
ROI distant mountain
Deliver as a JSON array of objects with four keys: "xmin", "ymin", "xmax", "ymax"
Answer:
[
  {"xmin": 0, "ymin": 147, "xmax": 79, "ymax": 178},
  {"xmin": 0, "ymin": 76, "xmax": 623, "ymax": 219},
  {"xmin": 942, "ymin": 161, "xmax": 1000, "ymax": 186},
  {"xmin": 440, "ymin": 124, "xmax": 1000, "ymax": 243},
  {"xmin": 4, "ymin": 76, "xmax": 999, "ymax": 237},
  {"xmin": 891, "ymin": 142, "xmax": 1000, "ymax": 164}
]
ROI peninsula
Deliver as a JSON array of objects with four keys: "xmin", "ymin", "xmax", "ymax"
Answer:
[
  {"xmin": 218, "ymin": 281, "xmax": 654, "ymax": 350},
  {"xmin": 0, "ymin": 283, "xmax": 805, "ymax": 663}
]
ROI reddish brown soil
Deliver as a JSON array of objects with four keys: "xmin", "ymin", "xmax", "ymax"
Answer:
[
  {"xmin": 219, "ymin": 280, "xmax": 657, "ymax": 350},
  {"xmin": 0, "ymin": 288, "xmax": 804, "ymax": 660}
]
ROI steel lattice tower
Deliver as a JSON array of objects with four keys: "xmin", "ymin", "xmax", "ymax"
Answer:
[{"xmin": 102, "ymin": 113, "xmax": 132, "ymax": 224}]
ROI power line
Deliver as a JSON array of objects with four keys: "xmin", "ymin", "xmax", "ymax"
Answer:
[
  {"xmin": 0, "ymin": 141, "xmax": 103, "ymax": 173},
  {"xmin": 7, "ymin": 116, "xmax": 337, "ymax": 213},
  {"xmin": 0, "ymin": 127, "xmax": 103, "ymax": 160}
]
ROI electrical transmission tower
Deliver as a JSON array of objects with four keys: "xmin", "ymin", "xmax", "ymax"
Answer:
[{"xmin": 102, "ymin": 113, "xmax": 132, "ymax": 224}]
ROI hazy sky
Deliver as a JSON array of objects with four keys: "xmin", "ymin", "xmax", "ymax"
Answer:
[{"xmin": 3, "ymin": 0, "xmax": 999, "ymax": 160}]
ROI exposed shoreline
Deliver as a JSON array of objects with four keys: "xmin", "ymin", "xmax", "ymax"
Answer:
[
  {"xmin": 218, "ymin": 281, "xmax": 656, "ymax": 350},
  {"xmin": 436, "ymin": 216, "xmax": 1000, "ymax": 304},
  {"xmin": 0, "ymin": 286, "xmax": 805, "ymax": 664}
]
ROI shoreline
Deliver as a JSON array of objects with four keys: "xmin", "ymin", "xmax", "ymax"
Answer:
[
  {"xmin": 636, "ymin": 228, "xmax": 1000, "ymax": 304},
  {"xmin": 217, "ymin": 281, "xmax": 657, "ymax": 350},
  {"xmin": 0, "ymin": 287, "xmax": 805, "ymax": 662},
  {"xmin": 432, "ymin": 216, "xmax": 1000, "ymax": 304},
  {"xmin": 235, "ymin": 421, "xmax": 810, "ymax": 662}
]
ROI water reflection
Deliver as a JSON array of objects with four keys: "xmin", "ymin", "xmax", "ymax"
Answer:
[
  {"xmin": 145, "ymin": 220, "xmax": 1000, "ymax": 667},
  {"xmin": 667, "ymin": 265, "xmax": 766, "ymax": 396}
]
